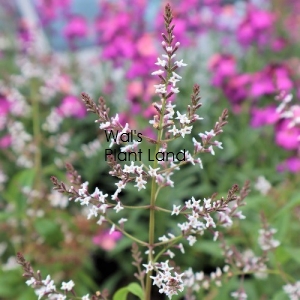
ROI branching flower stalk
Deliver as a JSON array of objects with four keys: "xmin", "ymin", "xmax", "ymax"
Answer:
[{"xmin": 17, "ymin": 3, "xmax": 287, "ymax": 300}]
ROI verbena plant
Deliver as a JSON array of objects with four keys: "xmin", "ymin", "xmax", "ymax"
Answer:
[{"xmin": 17, "ymin": 3, "xmax": 298, "ymax": 300}]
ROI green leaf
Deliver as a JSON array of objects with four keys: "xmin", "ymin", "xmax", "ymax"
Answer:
[
  {"xmin": 127, "ymin": 283, "xmax": 144, "ymax": 299},
  {"xmin": 34, "ymin": 218, "xmax": 63, "ymax": 246},
  {"xmin": 274, "ymin": 193, "xmax": 300, "ymax": 218},
  {"xmin": 274, "ymin": 212, "xmax": 290, "ymax": 242},
  {"xmin": 113, "ymin": 287, "xmax": 128, "ymax": 300},
  {"xmin": 3, "ymin": 169, "xmax": 35, "ymax": 215},
  {"xmin": 113, "ymin": 283, "xmax": 144, "ymax": 300},
  {"xmin": 286, "ymin": 247, "xmax": 300, "ymax": 264},
  {"xmin": 272, "ymin": 290, "xmax": 288, "ymax": 300}
]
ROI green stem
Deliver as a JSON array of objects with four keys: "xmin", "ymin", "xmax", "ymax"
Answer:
[
  {"xmin": 31, "ymin": 78, "xmax": 42, "ymax": 191},
  {"xmin": 145, "ymin": 18, "xmax": 173, "ymax": 298},
  {"xmin": 106, "ymin": 219, "xmax": 148, "ymax": 247},
  {"xmin": 145, "ymin": 91, "xmax": 169, "ymax": 300}
]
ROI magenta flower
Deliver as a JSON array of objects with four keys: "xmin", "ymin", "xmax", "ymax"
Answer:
[
  {"xmin": 0, "ymin": 97, "xmax": 10, "ymax": 117},
  {"xmin": 237, "ymin": 5, "xmax": 275, "ymax": 47},
  {"xmin": 290, "ymin": 105, "xmax": 300, "ymax": 123},
  {"xmin": 275, "ymin": 120, "xmax": 300, "ymax": 150},
  {"xmin": 250, "ymin": 64, "xmax": 293, "ymax": 99},
  {"xmin": 63, "ymin": 15, "xmax": 88, "ymax": 40},
  {"xmin": 136, "ymin": 33, "xmax": 157, "ymax": 57},
  {"xmin": 0, "ymin": 135, "xmax": 11, "ymax": 148},
  {"xmin": 278, "ymin": 157, "xmax": 300, "ymax": 173},
  {"xmin": 250, "ymin": 106, "xmax": 280, "ymax": 128},
  {"xmin": 92, "ymin": 229, "xmax": 122, "ymax": 251},
  {"xmin": 208, "ymin": 54, "xmax": 237, "ymax": 87},
  {"xmin": 36, "ymin": 0, "xmax": 71, "ymax": 24},
  {"xmin": 223, "ymin": 73, "xmax": 252, "ymax": 105},
  {"xmin": 271, "ymin": 38, "xmax": 287, "ymax": 52},
  {"xmin": 57, "ymin": 95, "xmax": 86, "ymax": 119},
  {"xmin": 17, "ymin": 19, "xmax": 34, "ymax": 51}
]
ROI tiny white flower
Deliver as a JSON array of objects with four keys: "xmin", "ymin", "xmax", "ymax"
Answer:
[
  {"xmin": 115, "ymin": 181, "xmax": 126, "ymax": 190},
  {"xmin": 148, "ymin": 166, "xmax": 160, "ymax": 177},
  {"xmin": 171, "ymin": 204, "xmax": 181, "ymax": 215},
  {"xmin": 134, "ymin": 175, "xmax": 147, "ymax": 191},
  {"xmin": 178, "ymin": 243, "xmax": 185, "ymax": 254},
  {"xmin": 208, "ymin": 145, "xmax": 215, "ymax": 155},
  {"xmin": 254, "ymin": 176, "xmax": 271, "ymax": 195},
  {"xmin": 97, "ymin": 215, "xmax": 106, "ymax": 225},
  {"xmin": 143, "ymin": 261, "xmax": 154, "ymax": 273},
  {"xmin": 187, "ymin": 235, "xmax": 197, "ymax": 246},
  {"xmin": 155, "ymin": 57, "xmax": 167, "ymax": 67},
  {"xmin": 109, "ymin": 224, "xmax": 116, "ymax": 235},
  {"xmin": 172, "ymin": 71, "xmax": 182, "ymax": 79},
  {"xmin": 214, "ymin": 141, "xmax": 223, "ymax": 149},
  {"xmin": 61, "ymin": 280, "xmax": 75, "ymax": 291},
  {"xmin": 154, "ymin": 84, "xmax": 167, "ymax": 94},
  {"xmin": 176, "ymin": 111, "xmax": 190, "ymax": 124},
  {"xmin": 87, "ymin": 206, "xmax": 99, "ymax": 219},
  {"xmin": 118, "ymin": 218, "xmax": 128, "ymax": 224},
  {"xmin": 26, "ymin": 277, "xmax": 36, "ymax": 286},
  {"xmin": 135, "ymin": 164, "xmax": 144, "ymax": 174},
  {"xmin": 123, "ymin": 161, "xmax": 135, "ymax": 173},
  {"xmin": 169, "ymin": 76, "xmax": 180, "ymax": 87},
  {"xmin": 99, "ymin": 122, "xmax": 110, "ymax": 129},
  {"xmin": 151, "ymin": 70, "xmax": 164, "ymax": 76},
  {"xmin": 168, "ymin": 125, "xmax": 179, "ymax": 135},
  {"xmin": 171, "ymin": 87, "xmax": 180, "ymax": 94},
  {"xmin": 179, "ymin": 126, "xmax": 193, "ymax": 138},
  {"xmin": 175, "ymin": 59, "xmax": 187, "ymax": 67},
  {"xmin": 114, "ymin": 202, "xmax": 124, "ymax": 213}
]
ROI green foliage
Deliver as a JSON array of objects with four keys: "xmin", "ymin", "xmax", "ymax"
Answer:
[{"xmin": 113, "ymin": 283, "xmax": 144, "ymax": 300}]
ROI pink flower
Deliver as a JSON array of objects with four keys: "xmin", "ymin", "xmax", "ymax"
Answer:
[
  {"xmin": 136, "ymin": 34, "xmax": 157, "ymax": 57},
  {"xmin": 58, "ymin": 74, "xmax": 72, "ymax": 94},
  {"xmin": 36, "ymin": 0, "xmax": 71, "ymax": 25},
  {"xmin": 277, "ymin": 157, "xmax": 300, "ymax": 173},
  {"xmin": 208, "ymin": 54, "xmax": 237, "ymax": 87},
  {"xmin": 93, "ymin": 229, "xmax": 122, "ymax": 251},
  {"xmin": 275, "ymin": 120, "xmax": 300, "ymax": 150},
  {"xmin": 251, "ymin": 106, "xmax": 280, "ymax": 128},
  {"xmin": 128, "ymin": 81, "xmax": 143, "ymax": 97},
  {"xmin": 290, "ymin": 105, "xmax": 300, "ymax": 122},
  {"xmin": 223, "ymin": 74, "xmax": 251, "ymax": 104},
  {"xmin": 250, "ymin": 72, "xmax": 274, "ymax": 98},
  {"xmin": 63, "ymin": 15, "xmax": 88, "ymax": 39},
  {"xmin": 0, "ymin": 97, "xmax": 10, "ymax": 116},
  {"xmin": 0, "ymin": 135, "xmax": 11, "ymax": 148},
  {"xmin": 57, "ymin": 95, "xmax": 86, "ymax": 118},
  {"xmin": 237, "ymin": 5, "xmax": 275, "ymax": 47},
  {"xmin": 271, "ymin": 38, "xmax": 287, "ymax": 52},
  {"xmin": 250, "ymin": 64, "xmax": 293, "ymax": 99}
]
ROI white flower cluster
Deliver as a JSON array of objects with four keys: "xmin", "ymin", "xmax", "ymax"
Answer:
[
  {"xmin": 26, "ymin": 274, "xmax": 90, "ymax": 300},
  {"xmin": 43, "ymin": 109, "xmax": 63, "ymax": 132},
  {"xmin": 283, "ymin": 281, "xmax": 300, "ymax": 300},
  {"xmin": 183, "ymin": 266, "xmax": 229, "ymax": 293},
  {"xmin": 193, "ymin": 130, "xmax": 223, "ymax": 155},
  {"xmin": 150, "ymin": 35, "xmax": 194, "ymax": 140},
  {"xmin": 231, "ymin": 289, "xmax": 248, "ymax": 299},
  {"xmin": 8, "ymin": 121, "xmax": 34, "ymax": 168},
  {"xmin": 152, "ymin": 49, "xmax": 187, "ymax": 96},
  {"xmin": 0, "ymin": 168, "xmax": 7, "ymax": 191},
  {"xmin": 177, "ymin": 197, "xmax": 236, "ymax": 234},
  {"xmin": 258, "ymin": 227, "xmax": 280, "ymax": 251},
  {"xmin": 70, "ymin": 181, "xmax": 128, "ymax": 234},
  {"xmin": 254, "ymin": 176, "xmax": 271, "ymax": 195},
  {"xmin": 144, "ymin": 260, "xmax": 184, "ymax": 298}
]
